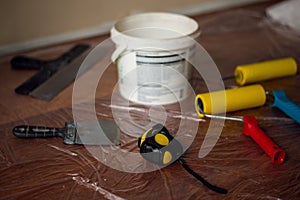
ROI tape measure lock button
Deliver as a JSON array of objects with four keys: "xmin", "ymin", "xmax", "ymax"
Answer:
[
  {"xmin": 163, "ymin": 151, "xmax": 172, "ymax": 164},
  {"xmin": 155, "ymin": 133, "xmax": 169, "ymax": 146}
]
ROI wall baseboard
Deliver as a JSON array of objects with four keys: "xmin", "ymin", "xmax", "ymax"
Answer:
[
  {"xmin": 174, "ymin": 0, "xmax": 266, "ymax": 15},
  {"xmin": 0, "ymin": 0, "xmax": 265, "ymax": 56}
]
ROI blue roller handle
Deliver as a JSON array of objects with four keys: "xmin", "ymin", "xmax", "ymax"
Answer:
[{"xmin": 271, "ymin": 90, "xmax": 300, "ymax": 125}]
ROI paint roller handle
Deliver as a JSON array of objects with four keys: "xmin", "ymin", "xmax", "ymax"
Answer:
[
  {"xmin": 271, "ymin": 90, "xmax": 300, "ymax": 125},
  {"xmin": 242, "ymin": 116, "xmax": 285, "ymax": 165}
]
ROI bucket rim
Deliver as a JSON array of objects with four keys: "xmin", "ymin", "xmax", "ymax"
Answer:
[{"xmin": 111, "ymin": 12, "xmax": 200, "ymax": 41}]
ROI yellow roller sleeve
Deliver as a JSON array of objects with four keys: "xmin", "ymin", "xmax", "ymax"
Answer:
[
  {"xmin": 235, "ymin": 57, "xmax": 297, "ymax": 86},
  {"xmin": 195, "ymin": 84, "xmax": 266, "ymax": 117}
]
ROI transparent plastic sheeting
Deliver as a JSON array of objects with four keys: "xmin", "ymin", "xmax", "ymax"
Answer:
[{"xmin": 1, "ymin": 10, "xmax": 300, "ymax": 199}]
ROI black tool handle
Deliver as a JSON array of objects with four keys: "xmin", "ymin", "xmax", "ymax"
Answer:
[
  {"xmin": 13, "ymin": 125, "xmax": 64, "ymax": 138},
  {"xmin": 11, "ymin": 44, "xmax": 90, "ymax": 70},
  {"xmin": 11, "ymin": 56, "xmax": 49, "ymax": 70}
]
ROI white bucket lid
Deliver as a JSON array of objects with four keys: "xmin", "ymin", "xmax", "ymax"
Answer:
[{"xmin": 111, "ymin": 12, "xmax": 200, "ymax": 61}]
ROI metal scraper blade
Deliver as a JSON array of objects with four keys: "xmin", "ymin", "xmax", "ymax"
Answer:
[
  {"xmin": 29, "ymin": 48, "xmax": 92, "ymax": 101},
  {"xmin": 64, "ymin": 120, "xmax": 121, "ymax": 145}
]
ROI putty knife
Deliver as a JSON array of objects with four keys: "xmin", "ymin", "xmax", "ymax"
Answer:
[{"xmin": 12, "ymin": 120, "xmax": 120, "ymax": 145}]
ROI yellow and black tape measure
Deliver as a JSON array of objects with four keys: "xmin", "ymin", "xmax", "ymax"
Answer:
[
  {"xmin": 138, "ymin": 124, "xmax": 227, "ymax": 194},
  {"xmin": 138, "ymin": 124, "xmax": 183, "ymax": 166}
]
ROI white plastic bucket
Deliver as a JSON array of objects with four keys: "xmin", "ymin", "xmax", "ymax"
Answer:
[{"xmin": 111, "ymin": 12, "xmax": 200, "ymax": 105}]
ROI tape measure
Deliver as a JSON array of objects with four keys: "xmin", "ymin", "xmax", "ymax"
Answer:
[
  {"xmin": 138, "ymin": 124, "xmax": 228, "ymax": 194},
  {"xmin": 138, "ymin": 124, "xmax": 183, "ymax": 165}
]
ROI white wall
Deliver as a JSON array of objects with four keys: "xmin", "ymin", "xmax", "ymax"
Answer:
[{"xmin": 0, "ymin": 0, "xmax": 265, "ymax": 55}]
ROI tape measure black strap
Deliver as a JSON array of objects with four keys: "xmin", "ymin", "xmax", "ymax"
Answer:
[{"xmin": 177, "ymin": 159, "xmax": 228, "ymax": 194}]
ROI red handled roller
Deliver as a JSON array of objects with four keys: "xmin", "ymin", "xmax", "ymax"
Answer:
[{"xmin": 195, "ymin": 103, "xmax": 286, "ymax": 164}]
